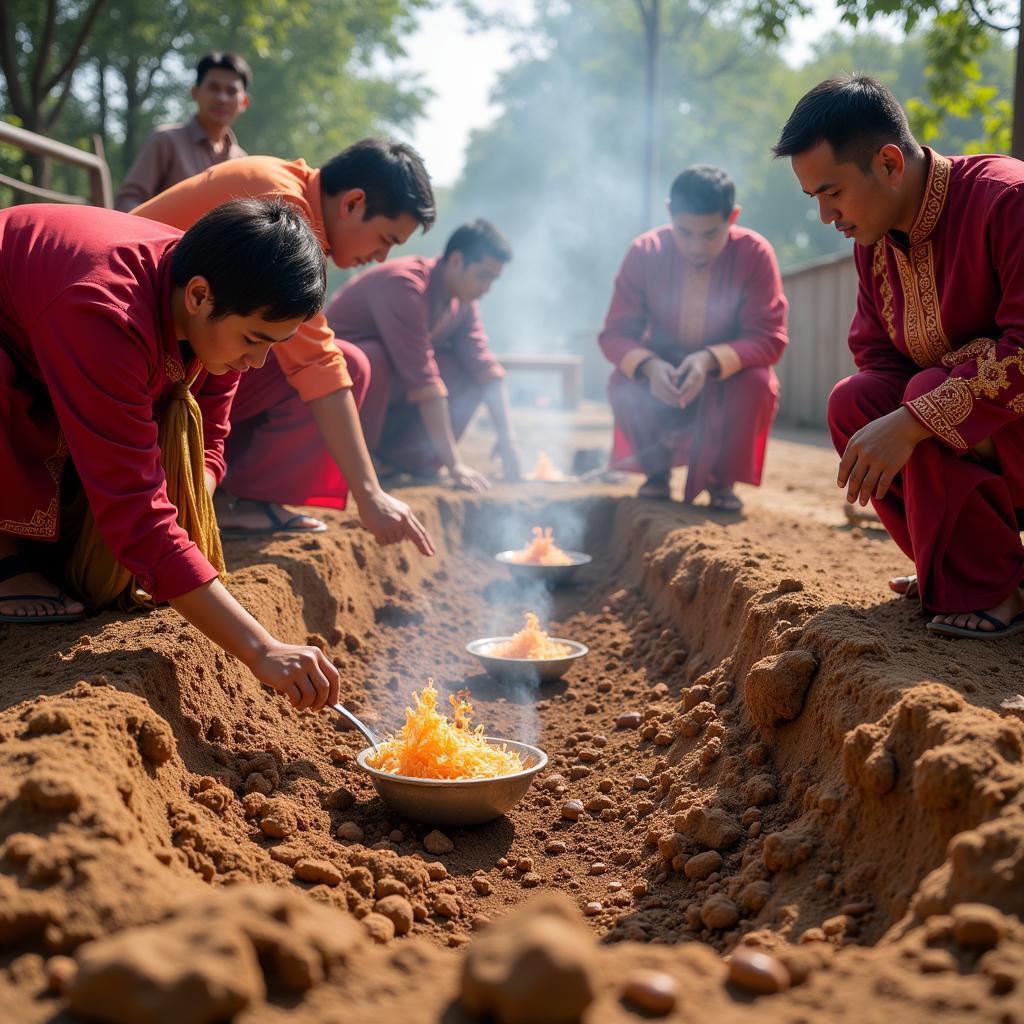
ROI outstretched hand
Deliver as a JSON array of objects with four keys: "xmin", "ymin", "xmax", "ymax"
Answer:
[
  {"xmin": 357, "ymin": 488, "xmax": 435, "ymax": 556},
  {"xmin": 250, "ymin": 640, "xmax": 340, "ymax": 712},
  {"xmin": 838, "ymin": 406, "xmax": 933, "ymax": 505}
]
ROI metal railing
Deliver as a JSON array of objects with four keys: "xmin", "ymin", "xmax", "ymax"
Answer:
[{"xmin": 0, "ymin": 121, "xmax": 112, "ymax": 208}]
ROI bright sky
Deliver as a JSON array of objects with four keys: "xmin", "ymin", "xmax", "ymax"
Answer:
[{"xmin": 398, "ymin": 0, "xmax": 890, "ymax": 188}]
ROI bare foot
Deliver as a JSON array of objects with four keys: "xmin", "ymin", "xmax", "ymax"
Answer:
[
  {"xmin": 889, "ymin": 574, "xmax": 918, "ymax": 600},
  {"xmin": 215, "ymin": 494, "xmax": 325, "ymax": 534},
  {"xmin": 929, "ymin": 587, "xmax": 1024, "ymax": 636},
  {"xmin": 0, "ymin": 569, "xmax": 84, "ymax": 620}
]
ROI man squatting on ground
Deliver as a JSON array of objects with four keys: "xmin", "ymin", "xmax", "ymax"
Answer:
[
  {"xmin": 325, "ymin": 219, "xmax": 520, "ymax": 491},
  {"xmin": 598, "ymin": 165, "xmax": 788, "ymax": 511},
  {"xmin": 776, "ymin": 74, "xmax": 1024, "ymax": 639}
]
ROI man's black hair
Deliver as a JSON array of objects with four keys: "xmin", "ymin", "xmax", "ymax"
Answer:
[
  {"xmin": 442, "ymin": 219, "xmax": 512, "ymax": 266},
  {"xmin": 668, "ymin": 165, "xmax": 735, "ymax": 219},
  {"xmin": 172, "ymin": 198, "xmax": 326, "ymax": 322},
  {"xmin": 320, "ymin": 138, "xmax": 436, "ymax": 229},
  {"xmin": 773, "ymin": 74, "xmax": 921, "ymax": 169},
  {"xmin": 196, "ymin": 52, "xmax": 252, "ymax": 91}
]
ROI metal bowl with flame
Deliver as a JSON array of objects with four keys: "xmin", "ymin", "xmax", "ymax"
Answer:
[
  {"xmin": 494, "ymin": 549, "xmax": 592, "ymax": 585},
  {"xmin": 355, "ymin": 738, "xmax": 548, "ymax": 826},
  {"xmin": 465, "ymin": 636, "xmax": 589, "ymax": 684}
]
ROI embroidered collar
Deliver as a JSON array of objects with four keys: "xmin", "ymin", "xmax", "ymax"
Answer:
[{"xmin": 907, "ymin": 147, "xmax": 952, "ymax": 247}]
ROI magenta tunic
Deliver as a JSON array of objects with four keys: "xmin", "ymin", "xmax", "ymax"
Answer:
[
  {"xmin": 0, "ymin": 205, "xmax": 237, "ymax": 602},
  {"xmin": 829, "ymin": 148, "xmax": 1024, "ymax": 612},
  {"xmin": 598, "ymin": 224, "xmax": 788, "ymax": 499}
]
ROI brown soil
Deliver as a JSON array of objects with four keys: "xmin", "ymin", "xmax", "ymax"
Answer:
[{"xmin": 1, "ymin": 432, "xmax": 1023, "ymax": 1023}]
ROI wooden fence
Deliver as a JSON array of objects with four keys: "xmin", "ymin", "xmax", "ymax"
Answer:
[
  {"xmin": 0, "ymin": 122, "xmax": 112, "ymax": 208},
  {"xmin": 775, "ymin": 249, "xmax": 858, "ymax": 429}
]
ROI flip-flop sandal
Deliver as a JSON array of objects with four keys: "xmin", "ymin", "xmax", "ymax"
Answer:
[
  {"xmin": 926, "ymin": 610, "xmax": 1024, "ymax": 640},
  {"xmin": 220, "ymin": 500, "xmax": 328, "ymax": 539},
  {"xmin": 889, "ymin": 575, "xmax": 919, "ymax": 600},
  {"xmin": 0, "ymin": 554, "xmax": 86, "ymax": 625},
  {"xmin": 638, "ymin": 478, "xmax": 672, "ymax": 500},
  {"xmin": 708, "ymin": 493, "xmax": 743, "ymax": 512}
]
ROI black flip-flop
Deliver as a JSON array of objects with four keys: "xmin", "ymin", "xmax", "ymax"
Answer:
[
  {"xmin": 0, "ymin": 554, "xmax": 86, "ymax": 625},
  {"xmin": 220, "ymin": 500, "xmax": 328, "ymax": 539},
  {"xmin": 926, "ymin": 610, "xmax": 1024, "ymax": 640}
]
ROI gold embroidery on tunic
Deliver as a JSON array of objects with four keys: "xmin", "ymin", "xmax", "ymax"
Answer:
[
  {"xmin": 942, "ymin": 338, "xmax": 995, "ymax": 367},
  {"xmin": 909, "ymin": 153, "xmax": 952, "ymax": 246},
  {"xmin": 872, "ymin": 241, "xmax": 897, "ymax": 344},
  {"xmin": 164, "ymin": 356, "xmax": 185, "ymax": 383},
  {"xmin": 906, "ymin": 377, "xmax": 972, "ymax": 449},
  {"xmin": 881, "ymin": 154, "xmax": 954, "ymax": 368},
  {"xmin": 0, "ymin": 435, "xmax": 69, "ymax": 539},
  {"xmin": 893, "ymin": 242, "xmax": 950, "ymax": 368}
]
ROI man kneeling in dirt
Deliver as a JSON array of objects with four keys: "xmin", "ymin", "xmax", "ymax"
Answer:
[{"xmin": 776, "ymin": 74, "xmax": 1024, "ymax": 639}]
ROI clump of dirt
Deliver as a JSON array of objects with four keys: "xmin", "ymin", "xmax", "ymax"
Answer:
[{"xmin": 1, "ymin": 481, "xmax": 1023, "ymax": 1023}]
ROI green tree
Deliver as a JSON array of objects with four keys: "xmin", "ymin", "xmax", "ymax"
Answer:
[{"xmin": 744, "ymin": 0, "xmax": 1021, "ymax": 155}]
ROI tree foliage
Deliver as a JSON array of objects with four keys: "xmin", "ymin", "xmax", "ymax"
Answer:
[
  {"xmin": 0, "ymin": 0, "xmax": 433, "ymax": 195},
  {"xmin": 443, "ymin": 0, "xmax": 1013, "ymax": 358}
]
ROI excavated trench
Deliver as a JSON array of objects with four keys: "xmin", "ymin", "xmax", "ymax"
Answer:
[{"xmin": 1, "ymin": 488, "xmax": 1022, "ymax": 1022}]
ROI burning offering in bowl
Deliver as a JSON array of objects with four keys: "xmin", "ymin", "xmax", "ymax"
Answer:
[
  {"xmin": 365, "ymin": 680, "xmax": 523, "ymax": 780},
  {"xmin": 488, "ymin": 612, "xmax": 572, "ymax": 659},
  {"xmin": 507, "ymin": 527, "xmax": 574, "ymax": 566},
  {"xmin": 525, "ymin": 451, "xmax": 567, "ymax": 482},
  {"xmin": 466, "ymin": 614, "xmax": 589, "ymax": 683}
]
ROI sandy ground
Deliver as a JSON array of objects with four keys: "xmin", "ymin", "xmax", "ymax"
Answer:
[{"xmin": 1, "ymin": 405, "xmax": 1022, "ymax": 1024}]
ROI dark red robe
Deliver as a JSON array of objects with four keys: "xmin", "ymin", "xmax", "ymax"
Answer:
[
  {"xmin": 0, "ymin": 204, "xmax": 236, "ymax": 603},
  {"xmin": 598, "ymin": 224, "xmax": 788, "ymax": 500},
  {"xmin": 828, "ymin": 147, "xmax": 1024, "ymax": 613}
]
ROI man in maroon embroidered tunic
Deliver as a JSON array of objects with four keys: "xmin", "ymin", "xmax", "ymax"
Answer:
[
  {"xmin": 598, "ymin": 165, "xmax": 788, "ymax": 508},
  {"xmin": 325, "ymin": 219, "xmax": 519, "ymax": 490},
  {"xmin": 0, "ymin": 200, "xmax": 342, "ymax": 709},
  {"xmin": 775, "ymin": 74, "xmax": 1024, "ymax": 638}
]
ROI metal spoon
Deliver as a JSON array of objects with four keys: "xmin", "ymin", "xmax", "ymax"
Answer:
[{"xmin": 331, "ymin": 703, "xmax": 381, "ymax": 751}]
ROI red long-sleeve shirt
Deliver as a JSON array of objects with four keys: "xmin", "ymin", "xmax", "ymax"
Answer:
[{"xmin": 0, "ymin": 204, "xmax": 236, "ymax": 602}]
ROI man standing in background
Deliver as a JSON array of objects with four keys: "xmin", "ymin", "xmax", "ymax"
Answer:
[{"xmin": 116, "ymin": 52, "xmax": 251, "ymax": 212}]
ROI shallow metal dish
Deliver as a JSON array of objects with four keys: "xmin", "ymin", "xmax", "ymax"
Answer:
[
  {"xmin": 465, "ymin": 637, "xmax": 589, "ymax": 683},
  {"xmin": 494, "ymin": 549, "xmax": 592, "ymax": 585},
  {"xmin": 356, "ymin": 738, "xmax": 548, "ymax": 826}
]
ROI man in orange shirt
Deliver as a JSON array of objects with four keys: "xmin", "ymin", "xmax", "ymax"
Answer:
[{"xmin": 135, "ymin": 138, "xmax": 436, "ymax": 554}]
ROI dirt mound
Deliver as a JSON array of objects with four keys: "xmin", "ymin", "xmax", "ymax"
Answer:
[{"xmin": 1, "ymin": 481, "xmax": 1022, "ymax": 1022}]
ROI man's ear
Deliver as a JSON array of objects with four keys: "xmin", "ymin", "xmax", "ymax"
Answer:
[
  {"xmin": 877, "ymin": 143, "xmax": 907, "ymax": 186},
  {"xmin": 237, "ymin": 92, "xmax": 250, "ymax": 113},
  {"xmin": 447, "ymin": 250, "xmax": 464, "ymax": 275},
  {"xmin": 190, "ymin": 84, "xmax": 200, "ymax": 104},
  {"xmin": 338, "ymin": 189, "xmax": 366, "ymax": 220},
  {"xmin": 184, "ymin": 276, "xmax": 214, "ymax": 315},
  {"xmin": 728, "ymin": 205, "xmax": 741, "ymax": 226}
]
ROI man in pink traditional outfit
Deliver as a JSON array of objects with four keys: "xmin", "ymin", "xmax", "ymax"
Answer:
[
  {"xmin": 775, "ymin": 74, "xmax": 1024, "ymax": 639},
  {"xmin": 598, "ymin": 165, "xmax": 788, "ymax": 509},
  {"xmin": 325, "ymin": 220, "xmax": 519, "ymax": 491}
]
